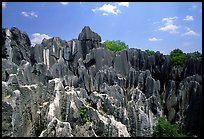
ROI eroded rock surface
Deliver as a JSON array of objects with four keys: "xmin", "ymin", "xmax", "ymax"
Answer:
[{"xmin": 2, "ymin": 26, "xmax": 202, "ymax": 137}]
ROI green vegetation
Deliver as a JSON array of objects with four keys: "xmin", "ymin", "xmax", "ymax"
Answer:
[
  {"xmin": 169, "ymin": 49, "xmax": 202, "ymax": 67},
  {"xmin": 80, "ymin": 106, "xmax": 90, "ymax": 124},
  {"xmin": 103, "ymin": 40, "xmax": 128, "ymax": 52},
  {"xmin": 187, "ymin": 51, "xmax": 202, "ymax": 59},
  {"xmin": 153, "ymin": 117, "xmax": 187, "ymax": 137},
  {"xmin": 169, "ymin": 49, "xmax": 187, "ymax": 66},
  {"xmin": 145, "ymin": 49, "xmax": 156, "ymax": 56}
]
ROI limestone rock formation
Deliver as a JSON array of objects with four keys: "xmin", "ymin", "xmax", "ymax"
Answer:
[
  {"xmin": 78, "ymin": 26, "xmax": 102, "ymax": 60},
  {"xmin": 2, "ymin": 26, "xmax": 202, "ymax": 137},
  {"xmin": 2, "ymin": 27, "xmax": 31, "ymax": 65}
]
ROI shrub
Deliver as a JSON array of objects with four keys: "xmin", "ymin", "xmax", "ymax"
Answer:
[
  {"xmin": 153, "ymin": 117, "xmax": 187, "ymax": 137},
  {"xmin": 79, "ymin": 106, "xmax": 90, "ymax": 124},
  {"xmin": 145, "ymin": 49, "xmax": 156, "ymax": 56},
  {"xmin": 103, "ymin": 40, "xmax": 128, "ymax": 52}
]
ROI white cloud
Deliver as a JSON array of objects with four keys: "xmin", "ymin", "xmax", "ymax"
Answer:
[
  {"xmin": 162, "ymin": 16, "xmax": 178, "ymax": 25},
  {"xmin": 184, "ymin": 15, "xmax": 194, "ymax": 21},
  {"xmin": 21, "ymin": 12, "xmax": 29, "ymax": 17},
  {"xmin": 148, "ymin": 37, "xmax": 162, "ymax": 42},
  {"xmin": 192, "ymin": 5, "xmax": 197, "ymax": 9},
  {"xmin": 2, "ymin": 2, "xmax": 6, "ymax": 8},
  {"xmin": 92, "ymin": 8, "xmax": 96, "ymax": 12},
  {"xmin": 159, "ymin": 24, "xmax": 179, "ymax": 33},
  {"xmin": 21, "ymin": 11, "xmax": 38, "ymax": 18},
  {"xmin": 101, "ymin": 40, "xmax": 106, "ymax": 43},
  {"xmin": 92, "ymin": 3, "xmax": 128, "ymax": 16},
  {"xmin": 159, "ymin": 16, "xmax": 179, "ymax": 33},
  {"xmin": 31, "ymin": 33, "xmax": 51, "ymax": 46},
  {"xmin": 189, "ymin": 4, "xmax": 198, "ymax": 10},
  {"xmin": 102, "ymin": 13, "xmax": 108, "ymax": 16},
  {"xmin": 30, "ymin": 12, "xmax": 38, "ymax": 17},
  {"xmin": 92, "ymin": 3, "xmax": 121, "ymax": 15},
  {"xmin": 118, "ymin": 2, "xmax": 129, "ymax": 7},
  {"xmin": 60, "ymin": 2, "xmax": 69, "ymax": 5},
  {"xmin": 182, "ymin": 27, "xmax": 199, "ymax": 36},
  {"xmin": 183, "ymin": 30, "xmax": 199, "ymax": 36}
]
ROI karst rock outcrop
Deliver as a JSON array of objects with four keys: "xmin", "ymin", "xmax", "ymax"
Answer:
[{"xmin": 2, "ymin": 26, "xmax": 202, "ymax": 137}]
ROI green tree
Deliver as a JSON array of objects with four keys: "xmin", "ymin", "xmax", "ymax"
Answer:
[
  {"xmin": 145, "ymin": 49, "xmax": 156, "ymax": 56},
  {"xmin": 103, "ymin": 40, "xmax": 128, "ymax": 52},
  {"xmin": 187, "ymin": 51, "xmax": 202, "ymax": 59},
  {"xmin": 153, "ymin": 117, "xmax": 187, "ymax": 137},
  {"xmin": 170, "ymin": 49, "xmax": 187, "ymax": 66}
]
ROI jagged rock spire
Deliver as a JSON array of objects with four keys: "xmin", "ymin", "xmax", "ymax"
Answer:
[{"xmin": 78, "ymin": 26, "xmax": 101, "ymax": 42}]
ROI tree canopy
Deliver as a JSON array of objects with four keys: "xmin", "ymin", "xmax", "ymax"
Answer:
[
  {"xmin": 145, "ymin": 49, "xmax": 156, "ymax": 56},
  {"xmin": 103, "ymin": 40, "xmax": 128, "ymax": 52},
  {"xmin": 169, "ymin": 49, "xmax": 187, "ymax": 66},
  {"xmin": 169, "ymin": 49, "xmax": 202, "ymax": 66},
  {"xmin": 186, "ymin": 51, "xmax": 202, "ymax": 59}
]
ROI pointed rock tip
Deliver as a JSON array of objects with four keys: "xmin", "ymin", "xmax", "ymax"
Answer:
[{"xmin": 78, "ymin": 26, "xmax": 101, "ymax": 42}]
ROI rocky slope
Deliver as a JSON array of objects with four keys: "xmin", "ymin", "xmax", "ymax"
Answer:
[{"xmin": 2, "ymin": 26, "xmax": 202, "ymax": 137}]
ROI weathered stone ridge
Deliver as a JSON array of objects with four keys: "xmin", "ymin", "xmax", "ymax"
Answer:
[{"xmin": 2, "ymin": 26, "xmax": 202, "ymax": 137}]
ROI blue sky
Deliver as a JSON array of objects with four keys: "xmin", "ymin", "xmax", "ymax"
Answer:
[{"xmin": 2, "ymin": 2, "xmax": 202, "ymax": 54}]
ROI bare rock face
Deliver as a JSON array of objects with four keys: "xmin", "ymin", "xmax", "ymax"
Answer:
[
  {"xmin": 2, "ymin": 59, "xmax": 18, "ymax": 82},
  {"xmin": 2, "ymin": 26, "xmax": 202, "ymax": 137},
  {"xmin": 2, "ymin": 101, "xmax": 13, "ymax": 137},
  {"xmin": 40, "ymin": 117, "xmax": 73, "ymax": 137},
  {"xmin": 78, "ymin": 26, "xmax": 102, "ymax": 60},
  {"xmin": 78, "ymin": 26, "xmax": 101, "ymax": 42},
  {"xmin": 114, "ymin": 50, "xmax": 130, "ymax": 77},
  {"xmin": 176, "ymin": 75, "xmax": 202, "ymax": 136},
  {"xmin": 2, "ymin": 27, "xmax": 31, "ymax": 65},
  {"xmin": 164, "ymin": 80, "xmax": 177, "ymax": 122},
  {"xmin": 184, "ymin": 55, "xmax": 202, "ymax": 78}
]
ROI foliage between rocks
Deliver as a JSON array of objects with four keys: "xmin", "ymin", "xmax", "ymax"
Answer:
[
  {"xmin": 169, "ymin": 49, "xmax": 202, "ymax": 67},
  {"xmin": 169, "ymin": 49, "xmax": 187, "ymax": 67},
  {"xmin": 145, "ymin": 49, "xmax": 156, "ymax": 56},
  {"xmin": 144, "ymin": 48, "xmax": 201, "ymax": 67},
  {"xmin": 153, "ymin": 117, "xmax": 187, "ymax": 137},
  {"xmin": 80, "ymin": 106, "xmax": 90, "ymax": 124},
  {"xmin": 186, "ymin": 51, "xmax": 202, "ymax": 59},
  {"xmin": 103, "ymin": 40, "xmax": 128, "ymax": 52}
]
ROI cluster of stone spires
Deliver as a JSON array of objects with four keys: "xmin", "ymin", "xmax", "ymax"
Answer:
[{"xmin": 2, "ymin": 26, "xmax": 202, "ymax": 137}]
